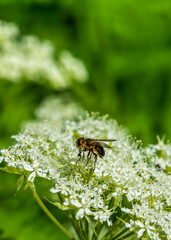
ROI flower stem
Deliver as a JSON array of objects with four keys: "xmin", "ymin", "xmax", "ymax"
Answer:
[
  {"xmin": 57, "ymin": 193, "xmax": 85, "ymax": 240},
  {"xmin": 101, "ymin": 219, "xmax": 125, "ymax": 240},
  {"xmin": 111, "ymin": 231, "xmax": 135, "ymax": 240},
  {"xmin": 85, "ymin": 218, "xmax": 89, "ymax": 240},
  {"xmin": 111, "ymin": 228, "xmax": 130, "ymax": 240},
  {"xmin": 78, "ymin": 219, "xmax": 86, "ymax": 240},
  {"xmin": 29, "ymin": 183, "xmax": 74, "ymax": 240},
  {"xmin": 91, "ymin": 220, "xmax": 104, "ymax": 240},
  {"xmin": 66, "ymin": 210, "xmax": 82, "ymax": 238}
]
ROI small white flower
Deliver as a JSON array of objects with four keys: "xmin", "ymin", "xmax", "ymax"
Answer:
[
  {"xmin": 76, "ymin": 209, "xmax": 84, "ymax": 219},
  {"xmin": 71, "ymin": 200, "xmax": 82, "ymax": 208},
  {"xmin": 70, "ymin": 161, "xmax": 76, "ymax": 165},
  {"xmin": 112, "ymin": 192, "xmax": 118, "ymax": 197},
  {"xmin": 28, "ymin": 172, "xmax": 36, "ymax": 182},
  {"xmin": 50, "ymin": 187, "xmax": 60, "ymax": 193},
  {"xmin": 137, "ymin": 228, "xmax": 145, "ymax": 238},
  {"xmin": 1, "ymin": 149, "xmax": 10, "ymax": 157},
  {"xmin": 23, "ymin": 163, "xmax": 34, "ymax": 171},
  {"xmin": 135, "ymin": 220, "xmax": 145, "ymax": 228},
  {"xmin": 94, "ymin": 168, "xmax": 102, "ymax": 177},
  {"xmin": 0, "ymin": 156, "xmax": 4, "ymax": 163},
  {"xmin": 121, "ymin": 207, "xmax": 132, "ymax": 214}
]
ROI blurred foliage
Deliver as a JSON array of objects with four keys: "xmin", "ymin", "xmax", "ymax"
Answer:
[
  {"xmin": 0, "ymin": 0, "xmax": 171, "ymax": 145},
  {"xmin": 0, "ymin": 1, "xmax": 171, "ymax": 239},
  {"xmin": 0, "ymin": 172, "xmax": 68, "ymax": 240},
  {"xmin": 0, "ymin": 81, "xmax": 53, "ymax": 148}
]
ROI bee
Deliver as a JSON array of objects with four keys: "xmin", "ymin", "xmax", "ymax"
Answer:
[{"xmin": 75, "ymin": 137, "xmax": 117, "ymax": 170}]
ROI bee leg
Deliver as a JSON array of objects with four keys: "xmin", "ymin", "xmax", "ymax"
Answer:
[
  {"xmin": 93, "ymin": 153, "xmax": 97, "ymax": 170},
  {"xmin": 76, "ymin": 149, "xmax": 82, "ymax": 164},
  {"xmin": 87, "ymin": 151, "xmax": 91, "ymax": 158},
  {"xmin": 86, "ymin": 151, "xmax": 91, "ymax": 166}
]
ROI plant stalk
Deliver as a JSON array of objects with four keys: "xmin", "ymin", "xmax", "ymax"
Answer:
[
  {"xmin": 91, "ymin": 220, "xmax": 104, "ymax": 240},
  {"xmin": 111, "ymin": 231, "xmax": 135, "ymax": 240},
  {"xmin": 58, "ymin": 192, "xmax": 85, "ymax": 240},
  {"xmin": 85, "ymin": 217, "xmax": 89, "ymax": 240},
  {"xmin": 29, "ymin": 183, "xmax": 74, "ymax": 240}
]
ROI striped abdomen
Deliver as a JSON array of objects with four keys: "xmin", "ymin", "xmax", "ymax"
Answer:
[{"xmin": 94, "ymin": 144, "xmax": 105, "ymax": 158}]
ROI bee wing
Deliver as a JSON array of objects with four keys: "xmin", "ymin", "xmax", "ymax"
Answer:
[
  {"xmin": 94, "ymin": 142, "xmax": 112, "ymax": 149},
  {"xmin": 93, "ymin": 139, "xmax": 117, "ymax": 142},
  {"xmin": 85, "ymin": 138, "xmax": 116, "ymax": 147}
]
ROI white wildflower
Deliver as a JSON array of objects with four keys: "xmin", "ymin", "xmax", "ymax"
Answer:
[
  {"xmin": 121, "ymin": 207, "xmax": 132, "ymax": 214},
  {"xmin": 0, "ymin": 112, "xmax": 170, "ymax": 240},
  {"xmin": 0, "ymin": 156, "xmax": 4, "ymax": 163},
  {"xmin": 0, "ymin": 20, "xmax": 88, "ymax": 89},
  {"xmin": 28, "ymin": 171, "xmax": 36, "ymax": 182},
  {"xmin": 35, "ymin": 95, "xmax": 84, "ymax": 122}
]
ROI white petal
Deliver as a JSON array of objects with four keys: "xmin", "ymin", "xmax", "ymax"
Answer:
[
  {"xmin": 33, "ymin": 161, "xmax": 39, "ymax": 167},
  {"xmin": 135, "ymin": 220, "xmax": 144, "ymax": 228},
  {"xmin": 125, "ymin": 223, "xmax": 131, "ymax": 228},
  {"xmin": 81, "ymin": 197, "xmax": 86, "ymax": 205},
  {"xmin": 94, "ymin": 169, "xmax": 102, "ymax": 177},
  {"xmin": 76, "ymin": 208, "xmax": 84, "ymax": 219},
  {"xmin": 37, "ymin": 171, "xmax": 47, "ymax": 178},
  {"xmin": 0, "ymin": 157, "xmax": 4, "ymax": 163},
  {"xmin": 130, "ymin": 219, "xmax": 134, "ymax": 224},
  {"xmin": 147, "ymin": 229, "xmax": 153, "ymax": 238},
  {"xmin": 50, "ymin": 188, "xmax": 60, "ymax": 193},
  {"xmin": 71, "ymin": 199, "xmax": 82, "ymax": 207},
  {"xmin": 61, "ymin": 190, "xmax": 68, "ymax": 195},
  {"xmin": 85, "ymin": 208, "xmax": 92, "ymax": 215},
  {"xmin": 137, "ymin": 229, "xmax": 145, "ymax": 238},
  {"xmin": 107, "ymin": 219, "xmax": 112, "ymax": 226},
  {"xmin": 23, "ymin": 163, "xmax": 34, "ymax": 171},
  {"xmin": 149, "ymin": 225, "xmax": 155, "ymax": 230},
  {"xmin": 121, "ymin": 207, "xmax": 132, "ymax": 214},
  {"xmin": 28, "ymin": 171, "xmax": 36, "ymax": 182},
  {"xmin": 112, "ymin": 192, "xmax": 117, "ymax": 197}
]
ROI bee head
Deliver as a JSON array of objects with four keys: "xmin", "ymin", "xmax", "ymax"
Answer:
[{"xmin": 76, "ymin": 137, "xmax": 84, "ymax": 148}]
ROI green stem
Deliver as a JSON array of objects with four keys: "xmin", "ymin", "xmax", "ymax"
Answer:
[
  {"xmin": 58, "ymin": 193, "xmax": 85, "ymax": 240},
  {"xmin": 67, "ymin": 210, "xmax": 81, "ymax": 238},
  {"xmin": 80, "ymin": 219, "xmax": 86, "ymax": 239},
  {"xmin": 101, "ymin": 219, "xmax": 123, "ymax": 240},
  {"xmin": 29, "ymin": 183, "xmax": 74, "ymax": 240},
  {"xmin": 78, "ymin": 219, "xmax": 85, "ymax": 240},
  {"xmin": 85, "ymin": 218, "xmax": 89, "ymax": 240},
  {"xmin": 111, "ymin": 228, "xmax": 130, "ymax": 240},
  {"xmin": 91, "ymin": 220, "xmax": 104, "ymax": 240},
  {"xmin": 111, "ymin": 231, "xmax": 135, "ymax": 240}
]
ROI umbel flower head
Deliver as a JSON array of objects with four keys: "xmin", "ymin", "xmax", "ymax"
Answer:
[
  {"xmin": 0, "ymin": 113, "xmax": 170, "ymax": 240},
  {"xmin": 35, "ymin": 95, "xmax": 84, "ymax": 122},
  {"xmin": 0, "ymin": 19, "xmax": 88, "ymax": 88}
]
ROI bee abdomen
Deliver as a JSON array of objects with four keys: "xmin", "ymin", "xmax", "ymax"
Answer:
[{"xmin": 96, "ymin": 145, "xmax": 105, "ymax": 158}]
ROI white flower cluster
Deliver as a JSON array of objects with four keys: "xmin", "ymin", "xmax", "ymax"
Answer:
[
  {"xmin": 35, "ymin": 95, "xmax": 84, "ymax": 122},
  {"xmin": 0, "ymin": 20, "xmax": 88, "ymax": 88},
  {"xmin": 143, "ymin": 136, "xmax": 171, "ymax": 171},
  {"xmin": 0, "ymin": 113, "xmax": 170, "ymax": 240}
]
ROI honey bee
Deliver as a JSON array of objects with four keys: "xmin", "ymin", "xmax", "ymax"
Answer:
[{"xmin": 75, "ymin": 137, "xmax": 117, "ymax": 170}]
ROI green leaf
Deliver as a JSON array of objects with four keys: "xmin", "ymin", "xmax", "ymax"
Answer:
[
  {"xmin": 0, "ymin": 172, "xmax": 68, "ymax": 240},
  {"xmin": 85, "ymin": 216, "xmax": 98, "ymax": 239},
  {"xmin": 0, "ymin": 167, "xmax": 21, "ymax": 175},
  {"xmin": 15, "ymin": 175, "xmax": 25, "ymax": 195},
  {"xmin": 44, "ymin": 197, "xmax": 71, "ymax": 210},
  {"xmin": 114, "ymin": 195, "xmax": 122, "ymax": 210}
]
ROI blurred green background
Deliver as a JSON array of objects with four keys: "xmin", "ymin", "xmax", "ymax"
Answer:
[{"xmin": 0, "ymin": 0, "xmax": 171, "ymax": 239}]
